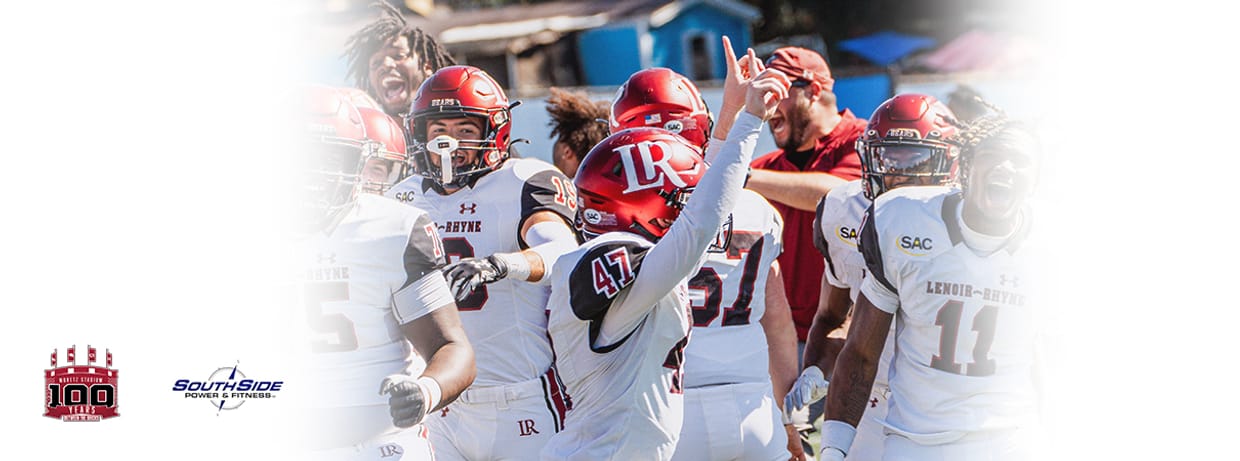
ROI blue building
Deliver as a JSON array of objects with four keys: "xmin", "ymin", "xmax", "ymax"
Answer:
[
  {"xmin": 575, "ymin": 0, "xmax": 759, "ymax": 86},
  {"xmin": 431, "ymin": 0, "xmax": 760, "ymax": 92}
]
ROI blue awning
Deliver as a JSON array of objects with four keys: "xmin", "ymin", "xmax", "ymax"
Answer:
[{"xmin": 837, "ymin": 31, "xmax": 936, "ymax": 66}]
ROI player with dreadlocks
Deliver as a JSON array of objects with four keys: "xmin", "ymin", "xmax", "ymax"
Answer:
[
  {"xmin": 344, "ymin": 1, "xmax": 456, "ymax": 117},
  {"xmin": 819, "ymin": 109, "xmax": 1047, "ymax": 460},
  {"xmin": 791, "ymin": 93, "xmax": 964, "ymax": 460},
  {"xmin": 544, "ymin": 87, "xmax": 610, "ymax": 178}
]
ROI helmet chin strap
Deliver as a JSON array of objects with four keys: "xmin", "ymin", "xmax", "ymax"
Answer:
[{"xmin": 427, "ymin": 135, "xmax": 459, "ymax": 184}]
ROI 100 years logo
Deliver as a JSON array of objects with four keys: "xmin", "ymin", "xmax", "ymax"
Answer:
[{"xmin": 45, "ymin": 345, "xmax": 119, "ymax": 422}]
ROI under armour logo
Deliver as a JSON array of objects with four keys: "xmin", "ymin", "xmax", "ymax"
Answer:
[
  {"xmin": 870, "ymin": 397, "xmax": 879, "ymax": 408},
  {"xmin": 440, "ymin": 407, "xmax": 450, "ymax": 417},
  {"xmin": 378, "ymin": 444, "xmax": 403, "ymax": 457},
  {"xmin": 316, "ymin": 252, "xmax": 336, "ymax": 265},
  {"xmin": 518, "ymin": 419, "xmax": 540, "ymax": 436},
  {"xmin": 460, "ymin": 203, "xmax": 477, "ymax": 214},
  {"xmin": 1000, "ymin": 274, "xmax": 1020, "ymax": 288}
]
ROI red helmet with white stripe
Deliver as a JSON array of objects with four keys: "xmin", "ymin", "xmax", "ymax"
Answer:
[
  {"xmin": 406, "ymin": 65, "xmax": 512, "ymax": 189},
  {"xmin": 298, "ymin": 85, "xmax": 370, "ymax": 218},
  {"xmin": 610, "ymin": 68, "xmax": 713, "ymax": 149},
  {"xmin": 356, "ymin": 107, "xmax": 409, "ymax": 194},
  {"xmin": 573, "ymin": 127, "xmax": 705, "ymax": 240},
  {"xmin": 858, "ymin": 93, "xmax": 962, "ymax": 199}
]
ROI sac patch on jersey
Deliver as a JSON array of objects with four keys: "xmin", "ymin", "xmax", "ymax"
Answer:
[{"xmin": 813, "ymin": 180, "xmax": 869, "ymax": 298}]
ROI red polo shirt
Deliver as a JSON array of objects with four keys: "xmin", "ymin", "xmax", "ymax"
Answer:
[{"xmin": 751, "ymin": 109, "xmax": 865, "ymax": 341}]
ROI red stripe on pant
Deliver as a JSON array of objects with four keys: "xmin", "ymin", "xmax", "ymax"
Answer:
[{"xmin": 544, "ymin": 367, "xmax": 569, "ymax": 430}]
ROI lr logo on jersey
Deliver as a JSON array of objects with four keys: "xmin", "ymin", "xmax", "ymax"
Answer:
[
  {"xmin": 613, "ymin": 140, "xmax": 696, "ymax": 193},
  {"xmin": 45, "ymin": 345, "xmax": 119, "ymax": 422}
]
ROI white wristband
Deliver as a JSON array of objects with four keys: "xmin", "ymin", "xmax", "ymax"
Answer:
[
  {"xmin": 822, "ymin": 420, "xmax": 857, "ymax": 456},
  {"xmin": 416, "ymin": 376, "xmax": 442, "ymax": 413},
  {"xmin": 491, "ymin": 252, "xmax": 531, "ymax": 282}
]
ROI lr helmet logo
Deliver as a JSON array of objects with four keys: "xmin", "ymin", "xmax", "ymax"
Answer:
[
  {"xmin": 45, "ymin": 345, "xmax": 119, "ymax": 422},
  {"xmin": 614, "ymin": 140, "xmax": 693, "ymax": 194}
]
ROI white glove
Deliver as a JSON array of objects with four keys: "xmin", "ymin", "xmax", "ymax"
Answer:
[
  {"xmin": 379, "ymin": 374, "xmax": 429, "ymax": 428},
  {"xmin": 820, "ymin": 447, "xmax": 846, "ymax": 461},
  {"xmin": 785, "ymin": 365, "xmax": 830, "ymax": 412}
]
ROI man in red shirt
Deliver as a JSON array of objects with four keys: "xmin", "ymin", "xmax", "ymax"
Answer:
[{"xmin": 747, "ymin": 46, "xmax": 866, "ymax": 453}]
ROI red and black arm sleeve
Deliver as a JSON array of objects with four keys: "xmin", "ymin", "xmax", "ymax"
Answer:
[
  {"xmin": 566, "ymin": 241, "xmax": 650, "ymax": 352},
  {"xmin": 518, "ymin": 169, "xmax": 579, "ymax": 248},
  {"xmin": 401, "ymin": 213, "xmax": 448, "ymax": 289}
]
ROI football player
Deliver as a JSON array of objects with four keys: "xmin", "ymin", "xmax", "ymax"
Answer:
[
  {"xmin": 820, "ymin": 116, "xmax": 1042, "ymax": 461},
  {"xmin": 609, "ymin": 62, "xmax": 801, "ymax": 461},
  {"xmin": 344, "ymin": 2, "xmax": 455, "ymax": 117},
  {"xmin": 787, "ymin": 94, "xmax": 962, "ymax": 461},
  {"xmin": 540, "ymin": 45, "xmax": 791, "ymax": 460},
  {"xmin": 293, "ymin": 86, "xmax": 475, "ymax": 460},
  {"xmin": 385, "ymin": 66, "xmax": 580, "ymax": 461}
]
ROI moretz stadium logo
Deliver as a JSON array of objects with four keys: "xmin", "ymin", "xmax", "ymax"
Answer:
[
  {"xmin": 172, "ymin": 361, "xmax": 284, "ymax": 414},
  {"xmin": 45, "ymin": 345, "xmax": 119, "ymax": 422}
]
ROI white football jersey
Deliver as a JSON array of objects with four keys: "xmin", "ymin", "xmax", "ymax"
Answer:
[
  {"xmin": 386, "ymin": 158, "xmax": 577, "ymax": 387},
  {"xmin": 297, "ymin": 193, "xmax": 447, "ymax": 408},
  {"xmin": 813, "ymin": 180, "xmax": 868, "ymax": 299},
  {"xmin": 859, "ymin": 185, "xmax": 1040, "ymax": 444},
  {"xmin": 542, "ymin": 111, "xmax": 762, "ymax": 460},
  {"xmin": 543, "ymin": 232, "xmax": 692, "ymax": 460},
  {"xmin": 813, "ymin": 179, "xmax": 895, "ymax": 388},
  {"xmin": 683, "ymin": 190, "xmax": 782, "ymax": 388}
]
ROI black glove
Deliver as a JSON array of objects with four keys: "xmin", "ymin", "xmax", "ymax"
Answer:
[
  {"xmin": 380, "ymin": 375, "xmax": 428, "ymax": 428},
  {"xmin": 444, "ymin": 256, "xmax": 509, "ymax": 301}
]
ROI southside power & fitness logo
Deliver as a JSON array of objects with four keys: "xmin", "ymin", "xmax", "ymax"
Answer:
[{"xmin": 172, "ymin": 361, "xmax": 284, "ymax": 414}]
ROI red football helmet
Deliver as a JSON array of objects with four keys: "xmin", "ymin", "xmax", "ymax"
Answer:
[
  {"xmin": 406, "ymin": 65, "xmax": 512, "ymax": 189},
  {"xmin": 858, "ymin": 93, "xmax": 962, "ymax": 199},
  {"xmin": 356, "ymin": 107, "xmax": 409, "ymax": 194},
  {"xmin": 573, "ymin": 127, "xmax": 706, "ymax": 240},
  {"xmin": 298, "ymin": 85, "xmax": 370, "ymax": 218},
  {"xmin": 610, "ymin": 68, "xmax": 713, "ymax": 149},
  {"xmin": 337, "ymin": 87, "xmax": 383, "ymax": 111}
]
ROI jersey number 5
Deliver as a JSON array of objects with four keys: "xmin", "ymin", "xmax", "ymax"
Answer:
[{"xmin": 302, "ymin": 281, "xmax": 359, "ymax": 353}]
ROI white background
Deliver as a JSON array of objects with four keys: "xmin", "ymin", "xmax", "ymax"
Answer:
[
  {"xmin": 2, "ymin": 1, "xmax": 1235, "ymax": 459},
  {"xmin": 1, "ymin": 1, "xmax": 305, "ymax": 458}
]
